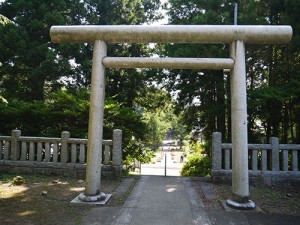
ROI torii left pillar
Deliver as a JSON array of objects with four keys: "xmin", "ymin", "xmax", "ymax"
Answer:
[
  {"xmin": 85, "ymin": 40, "xmax": 107, "ymax": 197},
  {"xmin": 75, "ymin": 40, "xmax": 110, "ymax": 204}
]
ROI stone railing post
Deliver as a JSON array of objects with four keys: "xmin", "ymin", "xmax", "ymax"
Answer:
[
  {"xmin": 270, "ymin": 137, "xmax": 279, "ymax": 171},
  {"xmin": 104, "ymin": 145, "xmax": 110, "ymax": 165},
  {"xmin": 112, "ymin": 129, "xmax": 122, "ymax": 166},
  {"xmin": 11, "ymin": 130, "xmax": 21, "ymax": 161},
  {"xmin": 212, "ymin": 132, "xmax": 222, "ymax": 170},
  {"xmin": 61, "ymin": 131, "xmax": 70, "ymax": 163}
]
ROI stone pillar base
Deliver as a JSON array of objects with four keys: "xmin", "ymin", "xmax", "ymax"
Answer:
[
  {"xmin": 70, "ymin": 192, "xmax": 112, "ymax": 205},
  {"xmin": 226, "ymin": 196, "xmax": 255, "ymax": 210}
]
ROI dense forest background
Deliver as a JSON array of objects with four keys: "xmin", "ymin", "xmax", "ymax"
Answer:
[{"xmin": 1, "ymin": 0, "xmax": 300, "ymax": 163}]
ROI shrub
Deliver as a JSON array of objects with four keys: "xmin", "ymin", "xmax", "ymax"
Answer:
[
  {"xmin": 123, "ymin": 139, "xmax": 154, "ymax": 172},
  {"xmin": 180, "ymin": 154, "xmax": 210, "ymax": 177}
]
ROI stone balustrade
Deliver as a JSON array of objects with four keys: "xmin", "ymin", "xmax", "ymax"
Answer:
[
  {"xmin": 0, "ymin": 129, "xmax": 122, "ymax": 179},
  {"xmin": 211, "ymin": 132, "xmax": 300, "ymax": 187}
]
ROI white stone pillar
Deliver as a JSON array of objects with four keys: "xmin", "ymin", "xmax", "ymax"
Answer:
[
  {"xmin": 85, "ymin": 40, "xmax": 107, "ymax": 196},
  {"xmin": 227, "ymin": 40, "xmax": 255, "ymax": 209}
]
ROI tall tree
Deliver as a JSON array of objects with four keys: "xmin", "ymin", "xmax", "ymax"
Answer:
[
  {"xmin": 63, "ymin": 0, "xmax": 162, "ymax": 107},
  {"xmin": 239, "ymin": 0, "xmax": 300, "ymax": 143},
  {"xmin": 156, "ymin": 0, "xmax": 233, "ymax": 144},
  {"xmin": 134, "ymin": 86, "xmax": 184, "ymax": 150},
  {"xmin": 0, "ymin": 0, "xmax": 166, "ymax": 166},
  {"xmin": 0, "ymin": 0, "xmax": 84, "ymax": 101},
  {"xmin": 157, "ymin": 0, "xmax": 300, "ymax": 146}
]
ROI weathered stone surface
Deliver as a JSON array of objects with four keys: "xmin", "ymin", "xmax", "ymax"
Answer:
[
  {"xmin": 0, "ymin": 141, "xmax": 3, "ymax": 160},
  {"xmin": 20, "ymin": 141, "xmax": 27, "ymax": 161},
  {"xmin": 104, "ymin": 145, "xmax": 110, "ymax": 165},
  {"xmin": 0, "ymin": 161, "xmax": 121, "ymax": 179},
  {"xmin": 3, "ymin": 140, "xmax": 10, "ymax": 160},
  {"xmin": 113, "ymin": 129, "xmax": 122, "ymax": 166},
  {"xmin": 79, "ymin": 143, "xmax": 86, "ymax": 164},
  {"xmin": 71, "ymin": 193, "xmax": 112, "ymax": 205},
  {"xmin": 103, "ymin": 57, "xmax": 234, "ymax": 70},
  {"xmin": 84, "ymin": 40, "xmax": 107, "ymax": 196},
  {"xmin": 75, "ymin": 169, "xmax": 86, "ymax": 179},
  {"xmin": 10, "ymin": 130, "xmax": 21, "ymax": 161},
  {"xmin": 270, "ymin": 137, "xmax": 279, "ymax": 171},
  {"xmin": 50, "ymin": 25, "xmax": 292, "ymax": 44},
  {"xmin": 212, "ymin": 132, "xmax": 222, "ymax": 170},
  {"xmin": 230, "ymin": 40, "xmax": 249, "ymax": 199},
  {"xmin": 198, "ymin": 181, "xmax": 218, "ymax": 200},
  {"xmin": 74, "ymin": 163, "xmax": 86, "ymax": 169},
  {"xmin": 0, "ymin": 165, "xmax": 11, "ymax": 172},
  {"xmin": 61, "ymin": 131, "xmax": 70, "ymax": 163},
  {"xmin": 3, "ymin": 160, "xmax": 34, "ymax": 167},
  {"xmin": 12, "ymin": 167, "xmax": 33, "ymax": 174},
  {"xmin": 63, "ymin": 168, "xmax": 76, "ymax": 177},
  {"xmin": 114, "ymin": 177, "xmax": 134, "ymax": 194},
  {"xmin": 71, "ymin": 143, "xmax": 77, "ymax": 163},
  {"xmin": 211, "ymin": 169, "xmax": 300, "ymax": 187},
  {"xmin": 19, "ymin": 136, "xmax": 60, "ymax": 143},
  {"xmin": 292, "ymin": 150, "xmax": 298, "ymax": 171},
  {"xmin": 226, "ymin": 199, "xmax": 255, "ymax": 210}
]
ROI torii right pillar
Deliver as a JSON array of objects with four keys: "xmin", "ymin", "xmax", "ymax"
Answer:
[{"xmin": 227, "ymin": 40, "xmax": 255, "ymax": 209}]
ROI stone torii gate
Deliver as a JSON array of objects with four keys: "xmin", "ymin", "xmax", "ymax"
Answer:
[{"xmin": 50, "ymin": 25, "xmax": 292, "ymax": 208}]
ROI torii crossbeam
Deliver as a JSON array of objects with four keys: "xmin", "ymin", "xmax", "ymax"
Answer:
[{"xmin": 50, "ymin": 25, "xmax": 292, "ymax": 208}]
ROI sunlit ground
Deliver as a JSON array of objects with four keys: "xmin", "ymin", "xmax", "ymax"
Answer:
[{"xmin": 0, "ymin": 174, "xmax": 124, "ymax": 225}]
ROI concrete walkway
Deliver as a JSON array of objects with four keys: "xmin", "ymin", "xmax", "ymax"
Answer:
[
  {"xmin": 83, "ymin": 176, "xmax": 300, "ymax": 225},
  {"xmin": 83, "ymin": 176, "xmax": 210, "ymax": 225}
]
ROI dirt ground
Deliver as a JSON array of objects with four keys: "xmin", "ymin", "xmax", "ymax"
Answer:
[
  {"xmin": 2, "ymin": 172, "xmax": 299, "ymax": 225},
  {"xmin": 194, "ymin": 179, "xmax": 300, "ymax": 215},
  {"xmin": 0, "ymin": 173, "xmax": 135, "ymax": 225}
]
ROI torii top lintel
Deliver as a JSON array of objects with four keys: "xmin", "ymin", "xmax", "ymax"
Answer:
[{"xmin": 50, "ymin": 25, "xmax": 292, "ymax": 44}]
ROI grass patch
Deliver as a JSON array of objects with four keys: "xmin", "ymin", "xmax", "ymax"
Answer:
[
  {"xmin": 0, "ymin": 172, "xmax": 131, "ymax": 225},
  {"xmin": 251, "ymin": 186, "xmax": 300, "ymax": 215},
  {"xmin": 214, "ymin": 183, "xmax": 300, "ymax": 215}
]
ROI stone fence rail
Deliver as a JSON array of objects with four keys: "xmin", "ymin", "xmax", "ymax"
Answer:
[
  {"xmin": 211, "ymin": 132, "xmax": 300, "ymax": 187},
  {"xmin": 0, "ymin": 129, "xmax": 122, "ymax": 179}
]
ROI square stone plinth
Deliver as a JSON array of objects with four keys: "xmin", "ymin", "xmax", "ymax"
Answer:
[
  {"xmin": 220, "ymin": 200, "xmax": 262, "ymax": 212},
  {"xmin": 70, "ymin": 194, "xmax": 112, "ymax": 205}
]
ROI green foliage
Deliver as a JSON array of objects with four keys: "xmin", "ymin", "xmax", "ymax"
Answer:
[
  {"xmin": 123, "ymin": 139, "xmax": 154, "ymax": 165},
  {"xmin": 134, "ymin": 87, "xmax": 186, "ymax": 150},
  {"xmin": 180, "ymin": 155, "xmax": 210, "ymax": 177},
  {"xmin": 0, "ymin": 89, "xmax": 147, "ymax": 140},
  {"xmin": 0, "ymin": 14, "xmax": 11, "ymax": 25},
  {"xmin": 0, "ymin": 0, "xmax": 162, "ymax": 164},
  {"xmin": 154, "ymin": 0, "xmax": 300, "ymax": 145},
  {"xmin": 0, "ymin": 0, "xmax": 76, "ymax": 101},
  {"xmin": 168, "ymin": 112, "xmax": 188, "ymax": 146},
  {"xmin": 188, "ymin": 141, "xmax": 205, "ymax": 155},
  {"xmin": 13, "ymin": 176, "xmax": 25, "ymax": 185},
  {"xmin": 142, "ymin": 111, "xmax": 170, "ymax": 150},
  {"xmin": 155, "ymin": 0, "xmax": 230, "ymax": 142}
]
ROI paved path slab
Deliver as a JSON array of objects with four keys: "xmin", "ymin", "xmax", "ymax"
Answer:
[
  {"xmin": 83, "ymin": 176, "xmax": 211, "ymax": 225},
  {"xmin": 83, "ymin": 176, "xmax": 300, "ymax": 225}
]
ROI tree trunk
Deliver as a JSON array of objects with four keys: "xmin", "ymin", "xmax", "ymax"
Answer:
[{"xmin": 282, "ymin": 104, "xmax": 289, "ymax": 143}]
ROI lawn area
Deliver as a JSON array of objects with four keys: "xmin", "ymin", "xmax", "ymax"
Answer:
[
  {"xmin": 0, "ymin": 173, "xmax": 132, "ymax": 225},
  {"xmin": 215, "ymin": 183, "xmax": 300, "ymax": 215}
]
